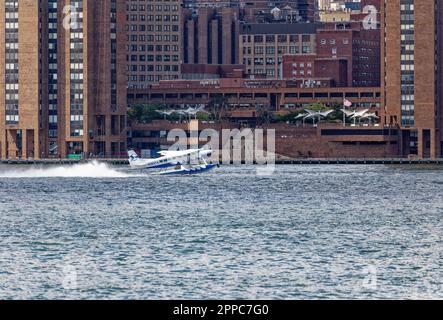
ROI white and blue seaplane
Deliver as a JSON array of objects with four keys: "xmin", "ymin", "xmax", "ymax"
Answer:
[{"xmin": 127, "ymin": 149, "xmax": 217, "ymax": 175}]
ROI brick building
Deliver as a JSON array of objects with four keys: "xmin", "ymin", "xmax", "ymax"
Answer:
[
  {"xmin": 0, "ymin": 0, "xmax": 127, "ymax": 160},
  {"xmin": 281, "ymin": 54, "xmax": 349, "ymax": 87},
  {"xmin": 129, "ymin": 120, "xmax": 399, "ymax": 160},
  {"xmin": 382, "ymin": 0, "xmax": 443, "ymax": 158},
  {"xmin": 181, "ymin": 64, "xmax": 245, "ymax": 80},
  {"xmin": 126, "ymin": 0, "xmax": 182, "ymax": 88},
  {"xmin": 315, "ymin": 22, "xmax": 380, "ymax": 87},
  {"xmin": 128, "ymin": 78, "xmax": 381, "ymax": 113},
  {"xmin": 280, "ymin": 14, "xmax": 382, "ymax": 98},
  {"xmin": 183, "ymin": 6, "xmax": 240, "ymax": 66}
]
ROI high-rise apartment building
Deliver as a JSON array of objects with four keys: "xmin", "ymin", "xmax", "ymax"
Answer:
[
  {"xmin": 0, "ymin": 0, "xmax": 127, "ymax": 160},
  {"xmin": 183, "ymin": 6, "xmax": 240, "ymax": 65},
  {"xmin": 382, "ymin": 0, "xmax": 442, "ymax": 158},
  {"xmin": 126, "ymin": 0, "xmax": 182, "ymax": 88}
]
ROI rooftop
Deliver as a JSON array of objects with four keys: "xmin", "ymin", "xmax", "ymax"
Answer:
[{"xmin": 240, "ymin": 23, "xmax": 323, "ymax": 35}]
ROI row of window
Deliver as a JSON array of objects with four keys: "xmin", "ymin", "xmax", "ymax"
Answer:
[
  {"xmin": 242, "ymin": 35, "xmax": 313, "ymax": 43},
  {"xmin": 128, "ymin": 54, "xmax": 179, "ymax": 62},
  {"xmin": 127, "ymin": 14, "xmax": 179, "ymax": 23},
  {"xmin": 127, "ymin": 3, "xmax": 180, "ymax": 13},
  {"xmin": 400, "ymin": 0, "xmax": 415, "ymax": 128},
  {"xmin": 69, "ymin": 0, "xmax": 85, "ymax": 136},
  {"xmin": 127, "ymin": 35, "xmax": 179, "ymax": 44},
  {"xmin": 128, "ymin": 64, "xmax": 179, "ymax": 72},
  {"xmin": 4, "ymin": 0, "xmax": 19, "ymax": 125},
  {"xmin": 128, "ymin": 74, "xmax": 179, "ymax": 86},
  {"xmin": 243, "ymin": 46, "xmax": 313, "ymax": 55}
]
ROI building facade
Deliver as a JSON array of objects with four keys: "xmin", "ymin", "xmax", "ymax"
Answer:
[
  {"xmin": 281, "ymin": 54, "xmax": 349, "ymax": 87},
  {"xmin": 0, "ymin": 0, "xmax": 127, "ymax": 160},
  {"xmin": 239, "ymin": 23, "xmax": 320, "ymax": 79},
  {"xmin": 0, "ymin": 0, "xmax": 42, "ymax": 159},
  {"xmin": 183, "ymin": 6, "xmax": 240, "ymax": 65},
  {"xmin": 128, "ymin": 79, "xmax": 381, "ymax": 112},
  {"xmin": 129, "ymin": 120, "xmax": 398, "ymax": 160},
  {"xmin": 382, "ymin": 0, "xmax": 443, "ymax": 158},
  {"xmin": 316, "ymin": 22, "xmax": 380, "ymax": 87},
  {"xmin": 126, "ymin": 0, "xmax": 182, "ymax": 88}
]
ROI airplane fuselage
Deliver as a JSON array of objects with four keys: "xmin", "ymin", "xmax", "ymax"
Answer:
[{"xmin": 129, "ymin": 149, "xmax": 212, "ymax": 169}]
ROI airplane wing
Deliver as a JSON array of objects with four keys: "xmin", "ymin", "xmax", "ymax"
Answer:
[
  {"xmin": 158, "ymin": 149, "xmax": 201, "ymax": 157},
  {"xmin": 158, "ymin": 150, "xmax": 187, "ymax": 157}
]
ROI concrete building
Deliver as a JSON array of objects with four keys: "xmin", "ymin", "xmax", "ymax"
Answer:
[
  {"xmin": 239, "ymin": 23, "xmax": 321, "ymax": 79},
  {"xmin": 126, "ymin": 0, "xmax": 182, "ymax": 88},
  {"xmin": 0, "ymin": 0, "xmax": 127, "ymax": 160},
  {"xmin": 382, "ymin": 0, "xmax": 443, "ymax": 158},
  {"xmin": 319, "ymin": 11, "xmax": 351, "ymax": 23}
]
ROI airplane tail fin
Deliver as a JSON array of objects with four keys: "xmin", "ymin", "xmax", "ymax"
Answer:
[{"xmin": 128, "ymin": 150, "xmax": 139, "ymax": 163}]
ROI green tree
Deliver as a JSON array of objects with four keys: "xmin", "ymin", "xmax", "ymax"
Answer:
[
  {"xmin": 308, "ymin": 102, "xmax": 328, "ymax": 111},
  {"xmin": 196, "ymin": 112, "xmax": 211, "ymax": 122},
  {"xmin": 128, "ymin": 104, "xmax": 165, "ymax": 123}
]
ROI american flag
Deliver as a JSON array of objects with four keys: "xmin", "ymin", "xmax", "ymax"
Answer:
[{"xmin": 343, "ymin": 99, "xmax": 352, "ymax": 107}]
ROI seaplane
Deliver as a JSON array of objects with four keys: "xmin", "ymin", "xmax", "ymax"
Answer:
[{"xmin": 127, "ymin": 149, "xmax": 217, "ymax": 175}]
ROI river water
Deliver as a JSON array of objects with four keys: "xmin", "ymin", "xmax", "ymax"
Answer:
[{"xmin": 0, "ymin": 163, "xmax": 442, "ymax": 299}]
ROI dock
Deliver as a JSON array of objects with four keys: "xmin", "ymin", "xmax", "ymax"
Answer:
[
  {"xmin": 273, "ymin": 158, "xmax": 443, "ymax": 165},
  {"xmin": 1, "ymin": 158, "xmax": 443, "ymax": 166}
]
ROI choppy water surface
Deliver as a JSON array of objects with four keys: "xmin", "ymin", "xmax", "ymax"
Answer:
[{"xmin": 0, "ymin": 163, "xmax": 442, "ymax": 299}]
